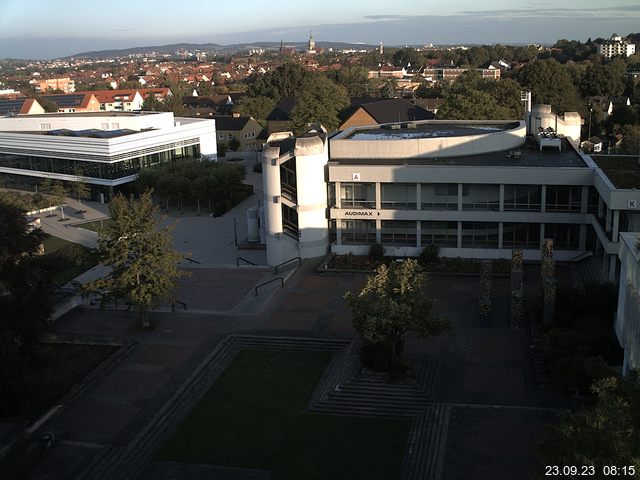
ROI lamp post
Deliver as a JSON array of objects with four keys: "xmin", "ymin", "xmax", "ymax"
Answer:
[{"xmin": 588, "ymin": 104, "xmax": 593, "ymax": 141}]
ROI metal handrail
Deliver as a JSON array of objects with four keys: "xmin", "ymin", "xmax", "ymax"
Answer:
[
  {"xmin": 236, "ymin": 257, "xmax": 257, "ymax": 266},
  {"xmin": 182, "ymin": 257, "xmax": 202, "ymax": 264},
  {"xmin": 171, "ymin": 300, "xmax": 187, "ymax": 312},
  {"xmin": 274, "ymin": 256, "xmax": 301, "ymax": 274},
  {"xmin": 255, "ymin": 277, "xmax": 284, "ymax": 296},
  {"xmin": 569, "ymin": 251, "xmax": 594, "ymax": 263}
]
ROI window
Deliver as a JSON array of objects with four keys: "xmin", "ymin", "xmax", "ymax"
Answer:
[
  {"xmin": 218, "ymin": 134, "xmax": 224, "ymax": 140},
  {"xmin": 545, "ymin": 186, "xmax": 581, "ymax": 212},
  {"xmin": 422, "ymin": 183, "xmax": 457, "ymax": 210},
  {"xmin": 502, "ymin": 223, "xmax": 540, "ymax": 249},
  {"xmin": 40, "ymin": 123, "xmax": 51, "ymax": 130},
  {"xmin": 421, "ymin": 221, "xmax": 457, "ymax": 247},
  {"xmin": 544, "ymin": 224, "xmax": 580, "ymax": 250},
  {"xmin": 504, "ymin": 185, "xmax": 542, "ymax": 211},
  {"xmin": 461, "ymin": 223, "xmax": 499, "ymax": 248},
  {"xmin": 282, "ymin": 204, "xmax": 298, "ymax": 239},
  {"xmin": 244, "ymin": 133, "xmax": 249, "ymax": 139},
  {"xmin": 381, "ymin": 183, "xmax": 416, "ymax": 209},
  {"xmin": 228, "ymin": 134, "xmax": 233, "ymax": 140},
  {"xmin": 462, "ymin": 184, "xmax": 500, "ymax": 211},
  {"xmin": 341, "ymin": 220, "xmax": 376, "ymax": 244},
  {"xmin": 340, "ymin": 183, "xmax": 375, "ymax": 208},
  {"xmin": 381, "ymin": 221, "xmax": 417, "ymax": 246}
]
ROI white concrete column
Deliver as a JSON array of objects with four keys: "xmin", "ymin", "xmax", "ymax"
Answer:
[
  {"xmin": 609, "ymin": 254, "xmax": 617, "ymax": 282},
  {"xmin": 606, "ymin": 207, "xmax": 612, "ymax": 232},
  {"xmin": 263, "ymin": 146, "xmax": 286, "ymax": 266},
  {"xmin": 416, "ymin": 220, "xmax": 422, "ymax": 248},
  {"xmin": 541, "ymin": 185, "xmax": 546, "ymax": 213},
  {"xmin": 457, "ymin": 221, "xmax": 462, "ymax": 248},
  {"xmin": 498, "ymin": 222, "xmax": 504, "ymax": 250},
  {"xmin": 457, "ymin": 184, "xmax": 463, "ymax": 211},
  {"xmin": 375, "ymin": 182, "xmax": 381, "ymax": 210},
  {"xmin": 613, "ymin": 210, "xmax": 620, "ymax": 240},
  {"xmin": 499, "ymin": 184, "xmax": 505, "ymax": 212},
  {"xmin": 416, "ymin": 184, "xmax": 421, "ymax": 211},
  {"xmin": 539, "ymin": 224, "xmax": 545, "ymax": 249},
  {"xmin": 376, "ymin": 218, "xmax": 382, "ymax": 243},
  {"xmin": 580, "ymin": 185, "xmax": 589, "ymax": 214},
  {"xmin": 335, "ymin": 181, "xmax": 341, "ymax": 208},
  {"xmin": 336, "ymin": 220, "xmax": 342, "ymax": 245}
]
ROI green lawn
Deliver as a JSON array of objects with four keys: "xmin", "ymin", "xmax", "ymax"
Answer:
[
  {"xmin": 74, "ymin": 218, "xmax": 112, "ymax": 233},
  {"xmin": 157, "ymin": 350, "xmax": 410, "ymax": 480},
  {"xmin": 0, "ymin": 343, "xmax": 117, "ymax": 420},
  {"xmin": 42, "ymin": 234, "xmax": 100, "ymax": 286}
]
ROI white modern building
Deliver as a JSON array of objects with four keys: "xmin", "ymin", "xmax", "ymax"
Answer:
[
  {"xmin": 262, "ymin": 106, "xmax": 640, "ymax": 284},
  {"xmin": 616, "ymin": 232, "xmax": 640, "ymax": 374},
  {"xmin": 598, "ymin": 34, "xmax": 636, "ymax": 59},
  {"xmin": 0, "ymin": 111, "xmax": 216, "ymax": 195}
]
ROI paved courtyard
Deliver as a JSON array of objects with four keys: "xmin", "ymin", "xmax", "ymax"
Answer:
[{"xmin": 3, "ymin": 259, "xmax": 571, "ymax": 480}]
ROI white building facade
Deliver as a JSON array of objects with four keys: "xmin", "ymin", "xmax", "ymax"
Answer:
[
  {"xmin": 0, "ymin": 112, "xmax": 216, "ymax": 194},
  {"xmin": 598, "ymin": 35, "xmax": 636, "ymax": 59}
]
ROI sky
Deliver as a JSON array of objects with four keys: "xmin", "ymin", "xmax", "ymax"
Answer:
[{"xmin": 1, "ymin": 0, "xmax": 639, "ymax": 59}]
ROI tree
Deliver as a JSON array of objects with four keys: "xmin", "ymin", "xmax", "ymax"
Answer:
[
  {"xmin": 50, "ymin": 181, "xmax": 68, "ymax": 219},
  {"xmin": 330, "ymin": 66, "xmax": 370, "ymax": 97},
  {"xmin": 0, "ymin": 202, "xmax": 53, "ymax": 405},
  {"xmin": 537, "ymin": 374, "xmax": 640, "ymax": 476},
  {"xmin": 86, "ymin": 191, "xmax": 186, "ymax": 327},
  {"xmin": 290, "ymin": 78, "xmax": 349, "ymax": 134},
  {"xmin": 344, "ymin": 259, "xmax": 448, "ymax": 375},
  {"xmin": 620, "ymin": 125, "xmax": 640, "ymax": 155},
  {"xmin": 71, "ymin": 171, "xmax": 91, "ymax": 208},
  {"xmin": 437, "ymin": 71, "xmax": 522, "ymax": 120},
  {"xmin": 235, "ymin": 96, "xmax": 277, "ymax": 126},
  {"xmin": 519, "ymin": 58, "xmax": 580, "ymax": 113},
  {"xmin": 582, "ymin": 59, "xmax": 627, "ymax": 97}
]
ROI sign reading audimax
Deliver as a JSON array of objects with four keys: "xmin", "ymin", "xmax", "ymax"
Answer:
[{"xmin": 344, "ymin": 211, "xmax": 380, "ymax": 217}]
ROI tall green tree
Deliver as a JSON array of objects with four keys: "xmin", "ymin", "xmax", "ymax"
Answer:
[
  {"xmin": 50, "ymin": 181, "xmax": 68, "ymax": 219},
  {"xmin": 86, "ymin": 191, "xmax": 186, "ymax": 327},
  {"xmin": 344, "ymin": 259, "xmax": 448, "ymax": 374},
  {"xmin": 437, "ymin": 72, "xmax": 523, "ymax": 120},
  {"xmin": 537, "ymin": 374, "xmax": 640, "ymax": 476},
  {"xmin": 582, "ymin": 59, "xmax": 627, "ymax": 97},
  {"xmin": 0, "ymin": 202, "xmax": 53, "ymax": 406},
  {"xmin": 519, "ymin": 58, "xmax": 580, "ymax": 113},
  {"xmin": 290, "ymin": 76, "xmax": 349, "ymax": 133}
]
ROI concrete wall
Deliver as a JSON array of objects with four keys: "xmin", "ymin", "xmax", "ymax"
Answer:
[
  {"xmin": 616, "ymin": 232, "xmax": 640, "ymax": 374},
  {"xmin": 331, "ymin": 121, "xmax": 526, "ymax": 159}
]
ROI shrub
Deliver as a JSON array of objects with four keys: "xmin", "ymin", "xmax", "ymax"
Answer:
[
  {"xmin": 369, "ymin": 242, "xmax": 384, "ymax": 261},
  {"xmin": 419, "ymin": 244, "xmax": 440, "ymax": 266}
]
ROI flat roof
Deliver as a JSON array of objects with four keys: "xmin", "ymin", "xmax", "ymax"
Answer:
[
  {"xmin": 12, "ymin": 111, "xmax": 162, "ymax": 118},
  {"xmin": 345, "ymin": 122, "xmax": 520, "ymax": 140},
  {"xmin": 330, "ymin": 141, "xmax": 587, "ymax": 168},
  {"xmin": 592, "ymin": 155, "xmax": 640, "ymax": 189}
]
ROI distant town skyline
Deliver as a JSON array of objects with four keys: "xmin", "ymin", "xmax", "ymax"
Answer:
[{"xmin": 1, "ymin": 0, "xmax": 639, "ymax": 59}]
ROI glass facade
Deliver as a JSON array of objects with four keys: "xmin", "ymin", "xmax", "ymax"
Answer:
[
  {"xmin": 421, "ymin": 183, "xmax": 457, "ymax": 210},
  {"xmin": 421, "ymin": 221, "xmax": 458, "ymax": 247},
  {"xmin": 340, "ymin": 182, "xmax": 375, "ymax": 208},
  {"xmin": 461, "ymin": 222, "xmax": 499, "ymax": 248},
  {"xmin": 504, "ymin": 185, "xmax": 542, "ymax": 211},
  {"xmin": 280, "ymin": 158, "xmax": 297, "ymax": 202},
  {"xmin": 282, "ymin": 204, "xmax": 298, "ymax": 239},
  {"xmin": 544, "ymin": 223, "xmax": 580, "ymax": 250},
  {"xmin": 341, "ymin": 220, "xmax": 376, "ymax": 244},
  {"xmin": 381, "ymin": 220, "xmax": 417, "ymax": 246},
  {"xmin": 462, "ymin": 184, "xmax": 500, "ymax": 211},
  {"xmin": 381, "ymin": 183, "xmax": 416, "ymax": 209},
  {"xmin": 546, "ymin": 185, "xmax": 582, "ymax": 212},
  {"xmin": 0, "ymin": 144, "xmax": 200, "ymax": 181},
  {"xmin": 502, "ymin": 223, "xmax": 541, "ymax": 249}
]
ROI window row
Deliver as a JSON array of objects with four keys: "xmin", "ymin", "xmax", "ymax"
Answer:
[
  {"xmin": 0, "ymin": 145, "xmax": 200, "ymax": 180},
  {"xmin": 340, "ymin": 220, "xmax": 581, "ymax": 250},
  {"xmin": 336, "ymin": 183, "xmax": 588, "ymax": 213}
]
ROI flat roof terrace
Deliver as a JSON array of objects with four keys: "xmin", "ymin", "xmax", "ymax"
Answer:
[
  {"xmin": 345, "ymin": 121, "xmax": 521, "ymax": 140},
  {"xmin": 330, "ymin": 142, "xmax": 588, "ymax": 168},
  {"xmin": 592, "ymin": 155, "xmax": 640, "ymax": 189}
]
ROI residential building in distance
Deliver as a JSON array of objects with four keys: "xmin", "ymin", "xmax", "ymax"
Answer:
[
  {"xmin": 213, "ymin": 114, "xmax": 264, "ymax": 151},
  {"xmin": 92, "ymin": 89, "xmax": 145, "ymax": 111},
  {"xmin": 40, "ymin": 92, "xmax": 101, "ymax": 112},
  {"xmin": 0, "ymin": 111, "xmax": 217, "ymax": 196},
  {"xmin": 339, "ymin": 98, "xmax": 435, "ymax": 131},
  {"xmin": 36, "ymin": 77, "xmax": 76, "ymax": 93},
  {"xmin": 598, "ymin": 34, "xmax": 636, "ymax": 58},
  {"xmin": 0, "ymin": 97, "xmax": 45, "ymax": 116}
]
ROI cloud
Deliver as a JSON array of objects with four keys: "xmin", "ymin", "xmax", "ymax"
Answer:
[{"xmin": 457, "ymin": 4, "xmax": 640, "ymax": 17}]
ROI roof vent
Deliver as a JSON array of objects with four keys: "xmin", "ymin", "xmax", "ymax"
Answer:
[
  {"xmin": 407, "ymin": 123, "xmax": 417, "ymax": 129},
  {"xmin": 390, "ymin": 124, "xmax": 401, "ymax": 130}
]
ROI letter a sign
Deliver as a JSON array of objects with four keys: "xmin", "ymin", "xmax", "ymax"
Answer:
[{"xmin": 352, "ymin": 172, "xmax": 361, "ymax": 181}]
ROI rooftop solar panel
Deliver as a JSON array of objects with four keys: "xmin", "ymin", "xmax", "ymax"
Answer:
[
  {"xmin": 0, "ymin": 98, "xmax": 27, "ymax": 115},
  {"xmin": 43, "ymin": 94, "xmax": 85, "ymax": 108}
]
